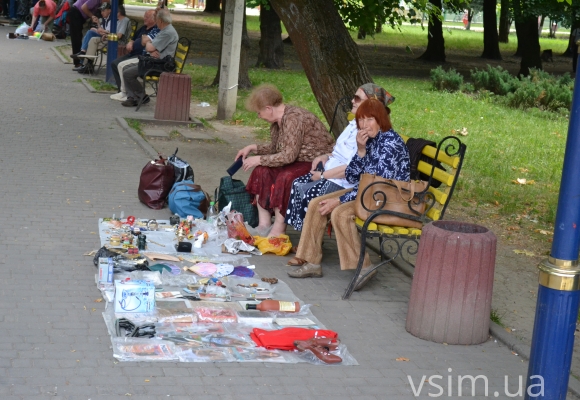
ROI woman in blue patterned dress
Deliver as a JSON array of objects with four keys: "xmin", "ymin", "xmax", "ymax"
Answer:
[
  {"xmin": 284, "ymin": 83, "xmax": 395, "ymax": 237},
  {"xmin": 286, "ymin": 98, "xmax": 410, "ymax": 291}
]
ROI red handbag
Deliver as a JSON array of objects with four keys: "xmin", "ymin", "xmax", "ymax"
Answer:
[{"xmin": 138, "ymin": 155, "xmax": 175, "ymax": 210}]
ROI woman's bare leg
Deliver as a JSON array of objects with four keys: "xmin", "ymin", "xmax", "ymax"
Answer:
[
  {"xmin": 269, "ymin": 208, "xmax": 287, "ymax": 237},
  {"xmin": 256, "ymin": 195, "xmax": 273, "ymax": 232}
]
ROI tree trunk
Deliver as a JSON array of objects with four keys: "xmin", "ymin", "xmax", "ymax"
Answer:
[
  {"xmin": 212, "ymin": 0, "xmax": 252, "ymax": 89},
  {"xmin": 514, "ymin": 21, "xmax": 523, "ymax": 56},
  {"xmin": 517, "ymin": 16, "xmax": 542, "ymax": 76},
  {"xmin": 564, "ymin": 21, "xmax": 580, "ymax": 57},
  {"xmin": 498, "ymin": 0, "xmax": 510, "ymax": 43},
  {"xmin": 269, "ymin": 0, "xmax": 373, "ymax": 135},
  {"xmin": 538, "ymin": 15, "xmax": 545, "ymax": 37},
  {"xmin": 481, "ymin": 0, "xmax": 501, "ymax": 60},
  {"xmin": 466, "ymin": 8, "xmax": 473, "ymax": 30},
  {"xmin": 357, "ymin": 27, "xmax": 366, "ymax": 39},
  {"xmin": 419, "ymin": 0, "xmax": 445, "ymax": 62},
  {"xmin": 256, "ymin": 1, "xmax": 284, "ymax": 68},
  {"xmin": 204, "ymin": 0, "xmax": 220, "ymax": 13}
]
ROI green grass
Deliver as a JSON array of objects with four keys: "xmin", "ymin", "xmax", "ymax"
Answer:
[
  {"xmin": 55, "ymin": 44, "xmax": 72, "ymax": 62},
  {"xmin": 84, "ymin": 78, "xmax": 118, "ymax": 92},
  {"xmin": 490, "ymin": 309, "xmax": 505, "ymax": 327},
  {"xmin": 125, "ymin": 118, "xmax": 144, "ymax": 136},
  {"xmin": 182, "ymin": 62, "xmax": 568, "ymax": 226}
]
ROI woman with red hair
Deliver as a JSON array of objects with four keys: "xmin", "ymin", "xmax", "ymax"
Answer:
[{"xmin": 287, "ymin": 98, "xmax": 410, "ymax": 291}]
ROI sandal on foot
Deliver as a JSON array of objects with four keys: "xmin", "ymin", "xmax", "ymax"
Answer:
[{"xmin": 286, "ymin": 257, "xmax": 307, "ymax": 267}]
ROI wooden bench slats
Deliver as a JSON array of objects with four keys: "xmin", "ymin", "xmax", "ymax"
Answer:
[
  {"xmin": 400, "ymin": 134, "xmax": 461, "ymax": 168},
  {"xmin": 355, "ymin": 217, "xmax": 423, "ymax": 237},
  {"xmin": 417, "ymin": 161, "xmax": 455, "ymax": 186},
  {"xmin": 426, "ymin": 207, "xmax": 442, "ymax": 221},
  {"xmin": 428, "ymin": 186, "xmax": 448, "ymax": 205}
]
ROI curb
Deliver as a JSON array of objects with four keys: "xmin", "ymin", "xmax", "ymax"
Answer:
[
  {"xmin": 378, "ymin": 247, "xmax": 580, "ymax": 398},
  {"xmin": 81, "ymin": 78, "xmax": 96, "ymax": 93},
  {"xmin": 51, "ymin": 46, "xmax": 70, "ymax": 64},
  {"xmin": 116, "ymin": 116, "xmax": 159, "ymax": 159}
]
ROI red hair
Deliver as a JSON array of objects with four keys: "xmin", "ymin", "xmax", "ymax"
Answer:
[{"xmin": 355, "ymin": 98, "xmax": 392, "ymax": 132}]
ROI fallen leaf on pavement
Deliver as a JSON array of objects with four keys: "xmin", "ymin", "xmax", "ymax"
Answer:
[
  {"xmin": 396, "ymin": 357, "xmax": 410, "ymax": 361},
  {"xmin": 513, "ymin": 249, "xmax": 535, "ymax": 257},
  {"xmin": 94, "ymin": 298, "xmax": 103, "ymax": 303}
]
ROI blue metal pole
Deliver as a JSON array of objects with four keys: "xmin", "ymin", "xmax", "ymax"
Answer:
[
  {"xmin": 525, "ymin": 48, "xmax": 580, "ymax": 399},
  {"xmin": 105, "ymin": 0, "xmax": 118, "ymax": 84}
]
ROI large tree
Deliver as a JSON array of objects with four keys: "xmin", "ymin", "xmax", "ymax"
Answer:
[
  {"xmin": 481, "ymin": 0, "xmax": 502, "ymax": 59},
  {"xmin": 420, "ymin": 0, "xmax": 446, "ymax": 62},
  {"xmin": 498, "ymin": 0, "xmax": 511, "ymax": 43},
  {"xmin": 269, "ymin": 0, "xmax": 373, "ymax": 134},
  {"xmin": 255, "ymin": 1, "xmax": 285, "ymax": 68},
  {"xmin": 512, "ymin": 0, "xmax": 542, "ymax": 76}
]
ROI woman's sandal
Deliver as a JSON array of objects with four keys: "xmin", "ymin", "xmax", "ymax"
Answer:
[{"xmin": 286, "ymin": 257, "xmax": 308, "ymax": 267}]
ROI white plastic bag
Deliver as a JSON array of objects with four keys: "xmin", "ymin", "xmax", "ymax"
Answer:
[{"xmin": 15, "ymin": 23, "xmax": 30, "ymax": 35}]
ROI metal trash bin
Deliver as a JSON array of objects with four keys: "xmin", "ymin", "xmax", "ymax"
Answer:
[{"xmin": 406, "ymin": 221, "xmax": 497, "ymax": 345}]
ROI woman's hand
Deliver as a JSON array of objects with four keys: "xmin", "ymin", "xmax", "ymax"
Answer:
[
  {"xmin": 235, "ymin": 144, "xmax": 256, "ymax": 161},
  {"xmin": 356, "ymin": 128, "xmax": 370, "ymax": 158},
  {"xmin": 318, "ymin": 198, "xmax": 341, "ymax": 216},
  {"xmin": 310, "ymin": 171, "xmax": 322, "ymax": 181},
  {"xmin": 311, "ymin": 154, "xmax": 329, "ymax": 171},
  {"xmin": 242, "ymin": 156, "xmax": 261, "ymax": 171}
]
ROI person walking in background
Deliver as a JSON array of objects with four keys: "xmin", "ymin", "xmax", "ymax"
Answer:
[{"xmin": 69, "ymin": 0, "xmax": 104, "ymax": 69}]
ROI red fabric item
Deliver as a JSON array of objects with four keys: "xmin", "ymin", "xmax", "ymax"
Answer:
[
  {"xmin": 250, "ymin": 327, "xmax": 338, "ymax": 351},
  {"xmin": 246, "ymin": 162, "xmax": 311, "ymax": 214}
]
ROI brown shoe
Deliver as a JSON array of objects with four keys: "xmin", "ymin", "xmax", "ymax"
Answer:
[
  {"xmin": 286, "ymin": 257, "xmax": 307, "ymax": 267},
  {"xmin": 295, "ymin": 337, "xmax": 340, "ymax": 351},
  {"xmin": 287, "ymin": 263, "xmax": 322, "ymax": 278},
  {"xmin": 354, "ymin": 268, "xmax": 378, "ymax": 291},
  {"xmin": 294, "ymin": 340, "xmax": 342, "ymax": 364}
]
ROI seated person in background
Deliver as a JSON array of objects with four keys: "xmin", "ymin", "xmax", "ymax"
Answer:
[
  {"xmin": 235, "ymin": 84, "xmax": 335, "ymax": 237},
  {"xmin": 284, "ymin": 84, "xmax": 393, "ymax": 244},
  {"xmin": 30, "ymin": 0, "xmax": 57, "ymax": 32},
  {"xmin": 75, "ymin": 5, "xmax": 130, "ymax": 74},
  {"xmin": 120, "ymin": 8, "xmax": 177, "ymax": 107},
  {"xmin": 110, "ymin": 9, "xmax": 159, "ymax": 102},
  {"xmin": 287, "ymin": 98, "xmax": 410, "ymax": 291}
]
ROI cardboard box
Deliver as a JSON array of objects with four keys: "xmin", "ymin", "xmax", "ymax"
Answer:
[{"xmin": 114, "ymin": 280, "xmax": 155, "ymax": 313}]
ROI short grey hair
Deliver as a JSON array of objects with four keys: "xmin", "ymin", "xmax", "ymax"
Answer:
[{"xmin": 157, "ymin": 8, "xmax": 172, "ymax": 24}]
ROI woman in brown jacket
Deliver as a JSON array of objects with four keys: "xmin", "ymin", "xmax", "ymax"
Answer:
[{"xmin": 235, "ymin": 84, "xmax": 335, "ymax": 237}]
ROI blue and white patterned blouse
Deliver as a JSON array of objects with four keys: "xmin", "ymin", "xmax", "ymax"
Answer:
[{"xmin": 340, "ymin": 129, "xmax": 411, "ymax": 203}]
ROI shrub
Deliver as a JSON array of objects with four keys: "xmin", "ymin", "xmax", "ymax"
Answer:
[
  {"xmin": 470, "ymin": 65, "xmax": 519, "ymax": 96},
  {"xmin": 430, "ymin": 66, "xmax": 463, "ymax": 92},
  {"xmin": 506, "ymin": 69, "xmax": 573, "ymax": 111}
]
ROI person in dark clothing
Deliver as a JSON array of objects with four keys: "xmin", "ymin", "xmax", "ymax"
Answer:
[
  {"xmin": 110, "ymin": 9, "xmax": 159, "ymax": 101},
  {"xmin": 68, "ymin": 0, "xmax": 103, "ymax": 68}
]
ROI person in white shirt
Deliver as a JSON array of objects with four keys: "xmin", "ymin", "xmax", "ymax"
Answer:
[{"xmin": 282, "ymin": 84, "xmax": 394, "ymax": 241}]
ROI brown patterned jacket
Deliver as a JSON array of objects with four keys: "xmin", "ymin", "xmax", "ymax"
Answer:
[{"xmin": 256, "ymin": 105, "xmax": 335, "ymax": 167}]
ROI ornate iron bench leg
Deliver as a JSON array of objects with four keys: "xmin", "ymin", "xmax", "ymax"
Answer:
[{"xmin": 342, "ymin": 226, "xmax": 372, "ymax": 300}]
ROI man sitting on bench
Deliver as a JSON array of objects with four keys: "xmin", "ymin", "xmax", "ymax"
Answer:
[{"xmin": 120, "ymin": 8, "xmax": 178, "ymax": 107}]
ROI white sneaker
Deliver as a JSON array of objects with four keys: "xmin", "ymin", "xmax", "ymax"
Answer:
[{"xmin": 110, "ymin": 92, "xmax": 127, "ymax": 101}]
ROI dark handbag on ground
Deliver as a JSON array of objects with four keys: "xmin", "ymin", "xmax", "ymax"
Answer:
[
  {"xmin": 355, "ymin": 173, "xmax": 429, "ymax": 229},
  {"xmin": 167, "ymin": 147, "xmax": 194, "ymax": 183},
  {"xmin": 138, "ymin": 155, "xmax": 175, "ymax": 210},
  {"xmin": 137, "ymin": 54, "xmax": 176, "ymax": 77},
  {"xmin": 217, "ymin": 176, "xmax": 258, "ymax": 228}
]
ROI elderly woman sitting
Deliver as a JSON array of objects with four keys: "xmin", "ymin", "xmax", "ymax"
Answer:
[
  {"xmin": 284, "ymin": 83, "xmax": 393, "ymax": 237},
  {"xmin": 235, "ymin": 84, "xmax": 335, "ymax": 237},
  {"xmin": 287, "ymin": 98, "xmax": 410, "ymax": 290}
]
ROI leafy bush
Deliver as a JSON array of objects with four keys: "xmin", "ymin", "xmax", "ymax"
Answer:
[
  {"xmin": 470, "ymin": 65, "xmax": 519, "ymax": 95},
  {"xmin": 430, "ymin": 66, "xmax": 463, "ymax": 92},
  {"xmin": 506, "ymin": 69, "xmax": 573, "ymax": 111}
]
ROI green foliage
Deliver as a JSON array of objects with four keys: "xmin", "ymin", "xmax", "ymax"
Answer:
[
  {"xmin": 470, "ymin": 65, "xmax": 518, "ymax": 95},
  {"xmin": 430, "ymin": 66, "xmax": 463, "ymax": 92},
  {"xmin": 459, "ymin": 65, "xmax": 574, "ymax": 112},
  {"xmin": 506, "ymin": 69, "xmax": 573, "ymax": 112}
]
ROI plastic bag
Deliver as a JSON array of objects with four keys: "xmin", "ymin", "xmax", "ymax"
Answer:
[
  {"xmin": 225, "ymin": 211, "xmax": 254, "ymax": 245},
  {"xmin": 253, "ymin": 235, "xmax": 293, "ymax": 256},
  {"xmin": 15, "ymin": 23, "xmax": 29, "ymax": 35}
]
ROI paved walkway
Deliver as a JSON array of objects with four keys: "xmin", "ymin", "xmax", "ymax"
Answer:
[{"xmin": 0, "ymin": 25, "xmax": 573, "ymax": 399}]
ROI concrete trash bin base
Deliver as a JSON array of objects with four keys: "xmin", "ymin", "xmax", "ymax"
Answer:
[
  {"xmin": 406, "ymin": 221, "xmax": 497, "ymax": 345},
  {"xmin": 154, "ymin": 72, "xmax": 191, "ymax": 122}
]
